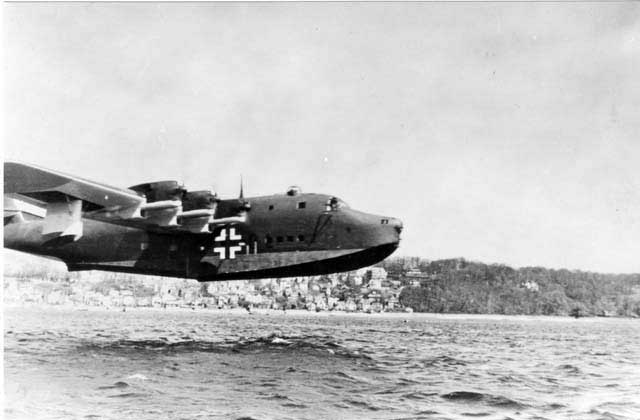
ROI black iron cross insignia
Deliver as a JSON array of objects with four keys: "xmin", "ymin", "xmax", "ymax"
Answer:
[{"xmin": 213, "ymin": 227, "xmax": 245, "ymax": 259}]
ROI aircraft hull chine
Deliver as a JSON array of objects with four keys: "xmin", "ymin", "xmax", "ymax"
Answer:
[
  {"xmin": 196, "ymin": 242, "xmax": 399, "ymax": 281},
  {"xmin": 63, "ymin": 243, "xmax": 398, "ymax": 281}
]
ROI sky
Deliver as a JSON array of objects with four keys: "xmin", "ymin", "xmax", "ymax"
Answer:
[{"xmin": 3, "ymin": 3, "xmax": 640, "ymax": 273}]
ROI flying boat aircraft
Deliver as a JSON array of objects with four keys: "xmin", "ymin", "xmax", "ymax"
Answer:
[{"xmin": 3, "ymin": 162, "xmax": 402, "ymax": 281}]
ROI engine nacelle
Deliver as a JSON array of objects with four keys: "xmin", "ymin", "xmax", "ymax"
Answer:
[
  {"xmin": 183, "ymin": 190, "xmax": 218, "ymax": 211},
  {"xmin": 129, "ymin": 181, "xmax": 185, "ymax": 202}
]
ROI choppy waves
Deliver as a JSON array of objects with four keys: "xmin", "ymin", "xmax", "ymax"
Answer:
[
  {"xmin": 77, "ymin": 333, "xmax": 374, "ymax": 361},
  {"xmin": 5, "ymin": 308, "xmax": 640, "ymax": 420}
]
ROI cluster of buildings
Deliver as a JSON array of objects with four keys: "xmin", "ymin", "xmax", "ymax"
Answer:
[{"xmin": 4, "ymin": 266, "xmax": 409, "ymax": 313}]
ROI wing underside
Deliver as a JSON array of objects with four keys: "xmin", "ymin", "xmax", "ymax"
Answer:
[{"xmin": 4, "ymin": 162, "xmax": 245, "ymax": 240}]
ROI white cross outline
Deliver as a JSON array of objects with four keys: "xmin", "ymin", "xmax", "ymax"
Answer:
[
  {"xmin": 214, "ymin": 229, "xmax": 226, "ymax": 242},
  {"xmin": 229, "ymin": 228, "xmax": 241, "ymax": 241},
  {"xmin": 228, "ymin": 241, "xmax": 245, "ymax": 259},
  {"xmin": 213, "ymin": 227, "xmax": 244, "ymax": 259},
  {"xmin": 213, "ymin": 246, "xmax": 226, "ymax": 259}
]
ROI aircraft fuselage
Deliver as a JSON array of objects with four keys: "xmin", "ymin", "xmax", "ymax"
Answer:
[{"xmin": 5, "ymin": 192, "xmax": 402, "ymax": 281}]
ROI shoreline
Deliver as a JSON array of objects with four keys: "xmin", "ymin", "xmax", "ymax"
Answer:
[{"xmin": 4, "ymin": 302, "xmax": 637, "ymax": 321}]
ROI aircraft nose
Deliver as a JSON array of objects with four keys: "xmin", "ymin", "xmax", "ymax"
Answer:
[
  {"xmin": 380, "ymin": 217, "xmax": 402, "ymax": 242},
  {"xmin": 391, "ymin": 218, "xmax": 403, "ymax": 235}
]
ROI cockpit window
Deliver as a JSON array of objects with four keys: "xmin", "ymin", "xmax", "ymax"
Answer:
[{"xmin": 326, "ymin": 197, "xmax": 349, "ymax": 211}]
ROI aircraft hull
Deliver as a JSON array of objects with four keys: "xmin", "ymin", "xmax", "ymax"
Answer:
[
  {"xmin": 4, "ymin": 219, "xmax": 398, "ymax": 281},
  {"xmin": 63, "ymin": 243, "xmax": 398, "ymax": 281}
]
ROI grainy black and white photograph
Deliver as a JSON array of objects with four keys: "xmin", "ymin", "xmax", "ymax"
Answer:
[{"xmin": 3, "ymin": 2, "xmax": 640, "ymax": 420}]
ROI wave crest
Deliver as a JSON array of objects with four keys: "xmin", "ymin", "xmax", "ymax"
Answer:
[
  {"xmin": 441, "ymin": 391, "xmax": 526, "ymax": 409},
  {"xmin": 78, "ymin": 333, "xmax": 372, "ymax": 360}
]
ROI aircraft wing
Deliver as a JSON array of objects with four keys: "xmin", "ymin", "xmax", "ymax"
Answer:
[
  {"xmin": 5, "ymin": 161, "xmax": 146, "ymax": 211},
  {"xmin": 4, "ymin": 162, "xmax": 243, "ymax": 238}
]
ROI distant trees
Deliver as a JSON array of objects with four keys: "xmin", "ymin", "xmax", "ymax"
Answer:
[
  {"xmin": 7, "ymin": 253, "xmax": 640, "ymax": 317},
  {"xmin": 395, "ymin": 258, "xmax": 640, "ymax": 317}
]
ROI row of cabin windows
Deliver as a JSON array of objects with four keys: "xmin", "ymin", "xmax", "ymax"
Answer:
[
  {"xmin": 141, "ymin": 234, "xmax": 306, "ymax": 252},
  {"xmin": 268, "ymin": 202, "xmax": 306, "ymax": 211},
  {"xmin": 264, "ymin": 197, "xmax": 348, "ymax": 212},
  {"xmin": 267, "ymin": 199, "xmax": 341, "ymax": 211},
  {"xmin": 265, "ymin": 234, "xmax": 305, "ymax": 244}
]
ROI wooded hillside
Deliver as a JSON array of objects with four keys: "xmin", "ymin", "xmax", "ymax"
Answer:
[{"xmin": 384, "ymin": 258, "xmax": 640, "ymax": 317}]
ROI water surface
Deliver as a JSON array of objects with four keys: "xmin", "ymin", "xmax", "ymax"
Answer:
[{"xmin": 4, "ymin": 307, "xmax": 640, "ymax": 419}]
